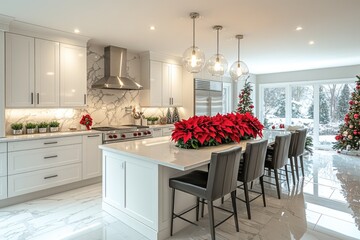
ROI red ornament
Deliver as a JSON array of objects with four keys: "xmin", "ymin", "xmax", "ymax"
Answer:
[
  {"xmin": 349, "ymin": 100, "xmax": 354, "ymax": 105},
  {"xmin": 356, "ymin": 85, "xmax": 360, "ymax": 90},
  {"xmin": 355, "ymin": 114, "xmax": 359, "ymax": 119},
  {"xmin": 249, "ymin": 105, "xmax": 254, "ymax": 109},
  {"xmin": 354, "ymin": 130, "xmax": 358, "ymax": 135},
  {"xmin": 272, "ymin": 125, "xmax": 276, "ymax": 129}
]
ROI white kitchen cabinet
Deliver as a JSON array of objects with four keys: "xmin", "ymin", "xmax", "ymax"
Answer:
[
  {"xmin": 0, "ymin": 31, "xmax": 5, "ymax": 137},
  {"xmin": 5, "ymin": 33, "xmax": 87, "ymax": 108},
  {"xmin": 162, "ymin": 63, "xmax": 182, "ymax": 106},
  {"xmin": 35, "ymin": 39, "xmax": 60, "ymax": 107},
  {"xmin": 152, "ymin": 128, "xmax": 163, "ymax": 138},
  {"xmin": 140, "ymin": 52, "xmax": 183, "ymax": 107},
  {"xmin": 82, "ymin": 134, "xmax": 102, "ymax": 179},
  {"xmin": 0, "ymin": 143, "xmax": 7, "ymax": 200},
  {"xmin": 8, "ymin": 163, "xmax": 82, "ymax": 197},
  {"xmin": 60, "ymin": 43, "xmax": 87, "ymax": 107},
  {"xmin": 162, "ymin": 126, "xmax": 175, "ymax": 136},
  {"xmin": 7, "ymin": 136, "xmax": 84, "ymax": 198},
  {"xmin": 5, "ymin": 33, "xmax": 35, "ymax": 107}
]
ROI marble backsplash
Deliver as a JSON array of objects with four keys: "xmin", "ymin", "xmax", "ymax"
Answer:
[{"xmin": 5, "ymin": 42, "xmax": 177, "ymax": 134}]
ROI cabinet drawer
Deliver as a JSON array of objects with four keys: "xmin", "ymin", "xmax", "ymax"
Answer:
[
  {"xmin": 8, "ymin": 144, "xmax": 82, "ymax": 175},
  {"xmin": 0, "ymin": 143, "xmax": 6, "ymax": 153},
  {"xmin": 152, "ymin": 128, "xmax": 162, "ymax": 138},
  {"xmin": 162, "ymin": 127, "xmax": 174, "ymax": 136},
  {"xmin": 0, "ymin": 176, "xmax": 7, "ymax": 200},
  {"xmin": 0, "ymin": 153, "xmax": 7, "ymax": 177},
  {"xmin": 8, "ymin": 163, "xmax": 82, "ymax": 197},
  {"xmin": 8, "ymin": 136, "xmax": 82, "ymax": 152}
]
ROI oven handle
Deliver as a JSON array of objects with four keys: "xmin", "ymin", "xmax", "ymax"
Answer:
[{"xmin": 103, "ymin": 136, "xmax": 153, "ymax": 144}]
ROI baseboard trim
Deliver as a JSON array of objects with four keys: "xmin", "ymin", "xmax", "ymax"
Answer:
[{"xmin": 0, "ymin": 177, "xmax": 101, "ymax": 208}]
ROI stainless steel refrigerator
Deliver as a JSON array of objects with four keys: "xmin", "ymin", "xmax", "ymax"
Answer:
[{"xmin": 194, "ymin": 79, "xmax": 223, "ymax": 116}]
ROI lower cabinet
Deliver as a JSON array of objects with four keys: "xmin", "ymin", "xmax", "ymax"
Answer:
[
  {"xmin": 152, "ymin": 128, "xmax": 162, "ymax": 137},
  {"xmin": 8, "ymin": 163, "xmax": 82, "ymax": 197},
  {"xmin": 0, "ymin": 176, "xmax": 6, "ymax": 200},
  {"xmin": 162, "ymin": 127, "xmax": 175, "ymax": 136},
  {"xmin": 0, "ymin": 143, "xmax": 7, "ymax": 200},
  {"xmin": 82, "ymin": 134, "xmax": 102, "ymax": 179}
]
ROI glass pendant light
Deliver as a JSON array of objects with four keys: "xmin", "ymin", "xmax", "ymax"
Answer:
[
  {"xmin": 182, "ymin": 12, "xmax": 205, "ymax": 73},
  {"xmin": 206, "ymin": 25, "xmax": 228, "ymax": 77},
  {"xmin": 229, "ymin": 34, "xmax": 249, "ymax": 81}
]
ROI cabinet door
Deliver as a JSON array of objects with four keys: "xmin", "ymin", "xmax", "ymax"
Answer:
[
  {"xmin": 60, "ymin": 44, "xmax": 87, "ymax": 107},
  {"xmin": 5, "ymin": 33, "xmax": 35, "ymax": 107},
  {"xmin": 162, "ymin": 63, "xmax": 171, "ymax": 106},
  {"xmin": 82, "ymin": 134, "xmax": 102, "ymax": 179},
  {"xmin": 149, "ymin": 61, "xmax": 163, "ymax": 106},
  {"xmin": 35, "ymin": 39, "xmax": 60, "ymax": 107},
  {"xmin": 170, "ymin": 64, "xmax": 183, "ymax": 106}
]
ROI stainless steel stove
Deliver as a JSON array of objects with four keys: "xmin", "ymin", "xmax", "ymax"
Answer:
[{"xmin": 92, "ymin": 125, "xmax": 153, "ymax": 144}]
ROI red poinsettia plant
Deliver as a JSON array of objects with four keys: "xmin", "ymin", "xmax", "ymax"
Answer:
[
  {"xmin": 80, "ymin": 114, "xmax": 93, "ymax": 130},
  {"xmin": 172, "ymin": 112, "xmax": 264, "ymax": 149}
]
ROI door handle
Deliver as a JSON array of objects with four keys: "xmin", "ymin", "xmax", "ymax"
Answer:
[
  {"xmin": 44, "ymin": 155, "xmax": 58, "ymax": 159},
  {"xmin": 37, "ymin": 93, "xmax": 40, "ymax": 104},
  {"xmin": 31, "ymin": 92, "xmax": 34, "ymax": 104},
  {"xmin": 44, "ymin": 141, "xmax": 58, "ymax": 145},
  {"xmin": 84, "ymin": 94, "xmax": 87, "ymax": 105},
  {"xmin": 87, "ymin": 134, "xmax": 100, "ymax": 138}
]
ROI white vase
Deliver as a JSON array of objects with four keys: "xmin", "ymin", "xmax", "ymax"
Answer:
[
  {"xmin": 38, "ymin": 128, "xmax": 47, "ymax": 133},
  {"xmin": 50, "ymin": 127, "xmax": 59, "ymax": 132},
  {"xmin": 12, "ymin": 129, "xmax": 23, "ymax": 135},
  {"xmin": 135, "ymin": 119, "xmax": 141, "ymax": 126}
]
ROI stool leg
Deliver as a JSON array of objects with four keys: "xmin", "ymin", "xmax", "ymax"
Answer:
[
  {"xmin": 231, "ymin": 191, "xmax": 239, "ymax": 232},
  {"xmin": 244, "ymin": 182, "xmax": 251, "ymax": 220},
  {"xmin": 208, "ymin": 200, "xmax": 215, "ymax": 240},
  {"xmin": 196, "ymin": 197, "xmax": 199, "ymax": 221},
  {"xmin": 300, "ymin": 155, "xmax": 305, "ymax": 176},
  {"xmin": 170, "ymin": 188, "xmax": 175, "ymax": 236},
  {"xmin": 284, "ymin": 165, "xmax": 290, "ymax": 191},
  {"xmin": 289, "ymin": 157, "xmax": 296, "ymax": 185},
  {"xmin": 221, "ymin": 196, "xmax": 224, "ymax": 204},
  {"xmin": 274, "ymin": 169, "xmax": 281, "ymax": 199},
  {"xmin": 260, "ymin": 176, "xmax": 266, "ymax": 207},
  {"xmin": 201, "ymin": 199, "xmax": 204, "ymax": 218},
  {"xmin": 294, "ymin": 156, "xmax": 300, "ymax": 181}
]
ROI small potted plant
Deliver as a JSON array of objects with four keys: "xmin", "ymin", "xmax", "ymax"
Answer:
[
  {"xmin": 38, "ymin": 122, "xmax": 49, "ymax": 133},
  {"xmin": 152, "ymin": 117, "xmax": 159, "ymax": 125},
  {"xmin": 11, "ymin": 123, "xmax": 23, "ymax": 135},
  {"xmin": 25, "ymin": 122, "xmax": 37, "ymax": 134},
  {"xmin": 49, "ymin": 121, "xmax": 60, "ymax": 132}
]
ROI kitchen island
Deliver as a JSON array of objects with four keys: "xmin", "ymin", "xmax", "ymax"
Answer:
[{"xmin": 99, "ymin": 136, "xmax": 250, "ymax": 240}]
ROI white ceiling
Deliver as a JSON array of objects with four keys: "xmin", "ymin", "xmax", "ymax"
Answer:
[{"xmin": 1, "ymin": 0, "xmax": 360, "ymax": 74}]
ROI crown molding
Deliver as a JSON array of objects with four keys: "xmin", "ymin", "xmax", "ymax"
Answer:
[{"xmin": 0, "ymin": 14, "xmax": 14, "ymax": 31}]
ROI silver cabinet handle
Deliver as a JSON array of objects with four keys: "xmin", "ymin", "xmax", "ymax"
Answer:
[
  {"xmin": 44, "ymin": 141, "xmax": 58, "ymax": 145},
  {"xmin": 84, "ymin": 94, "xmax": 87, "ymax": 105},
  {"xmin": 44, "ymin": 155, "xmax": 58, "ymax": 159},
  {"xmin": 169, "ymin": 98, "xmax": 171, "ymax": 105},
  {"xmin": 44, "ymin": 174, "xmax": 58, "ymax": 180},
  {"xmin": 37, "ymin": 93, "xmax": 40, "ymax": 104},
  {"xmin": 31, "ymin": 92, "xmax": 34, "ymax": 104},
  {"xmin": 87, "ymin": 134, "xmax": 100, "ymax": 138},
  {"xmin": 172, "ymin": 97, "xmax": 173, "ymax": 105}
]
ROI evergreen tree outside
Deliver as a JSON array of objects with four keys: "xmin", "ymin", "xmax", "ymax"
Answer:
[
  {"xmin": 337, "ymin": 84, "xmax": 351, "ymax": 121},
  {"xmin": 319, "ymin": 86, "xmax": 330, "ymax": 124},
  {"xmin": 237, "ymin": 78, "xmax": 254, "ymax": 115},
  {"xmin": 333, "ymin": 75, "xmax": 360, "ymax": 151}
]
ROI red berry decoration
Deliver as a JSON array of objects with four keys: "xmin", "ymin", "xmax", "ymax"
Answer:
[{"xmin": 272, "ymin": 125, "xmax": 275, "ymax": 129}]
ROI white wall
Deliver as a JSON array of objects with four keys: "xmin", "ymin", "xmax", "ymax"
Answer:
[{"xmin": 0, "ymin": 31, "xmax": 4, "ymax": 137}]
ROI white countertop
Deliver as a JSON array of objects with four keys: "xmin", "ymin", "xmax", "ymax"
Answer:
[
  {"xmin": 147, "ymin": 124, "xmax": 174, "ymax": 129},
  {"xmin": 0, "ymin": 130, "xmax": 101, "ymax": 142},
  {"xmin": 99, "ymin": 136, "xmax": 251, "ymax": 171}
]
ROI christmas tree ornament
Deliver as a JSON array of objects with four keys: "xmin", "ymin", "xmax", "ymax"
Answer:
[
  {"xmin": 236, "ymin": 77, "xmax": 253, "ymax": 115},
  {"xmin": 166, "ymin": 108, "xmax": 172, "ymax": 124},
  {"xmin": 172, "ymin": 107, "xmax": 180, "ymax": 123},
  {"xmin": 334, "ymin": 75, "xmax": 360, "ymax": 150}
]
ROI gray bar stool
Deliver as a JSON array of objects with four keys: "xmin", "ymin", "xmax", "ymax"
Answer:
[
  {"xmin": 169, "ymin": 146, "xmax": 242, "ymax": 240},
  {"xmin": 291, "ymin": 129, "xmax": 307, "ymax": 180},
  {"xmin": 237, "ymin": 140, "xmax": 268, "ymax": 220},
  {"xmin": 264, "ymin": 134, "xmax": 291, "ymax": 199}
]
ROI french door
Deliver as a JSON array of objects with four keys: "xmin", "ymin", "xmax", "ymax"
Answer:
[{"xmin": 260, "ymin": 79, "xmax": 355, "ymax": 149}]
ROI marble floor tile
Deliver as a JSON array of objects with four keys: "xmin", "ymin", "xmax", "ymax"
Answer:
[{"xmin": 1, "ymin": 150, "xmax": 360, "ymax": 240}]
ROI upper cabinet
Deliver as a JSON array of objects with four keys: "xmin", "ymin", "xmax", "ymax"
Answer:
[
  {"xmin": 60, "ymin": 43, "xmax": 87, "ymax": 107},
  {"xmin": 140, "ymin": 52, "xmax": 183, "ymax": 107},
  {"xmin": 5, "ymin": 32, "xmax": 87, "ymax": 108},
  {"xmin": 35, "ymin": 39, "xmax": 60, "ymax": 107},
  {"xmin": 5, "ymin": 33, "xmax": 35, "ymax": 107}
]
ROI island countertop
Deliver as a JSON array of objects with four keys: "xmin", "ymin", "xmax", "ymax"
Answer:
[{"xmin": 99, "ymin": 136, "xmax": 251, "ymax": 171}]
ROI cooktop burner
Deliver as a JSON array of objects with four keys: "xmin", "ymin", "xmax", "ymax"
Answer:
[{"xmin": 122, "ymin": 124, "xmax": 149, "ymax": 129}]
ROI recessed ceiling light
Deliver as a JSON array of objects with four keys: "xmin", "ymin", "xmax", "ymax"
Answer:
[
  {"xmin": 150, "ymin": 26, "xmax": 155, "ymax": 30},
  {"xmin": 309, "ymin": 40, "xmax": 315, "ymax": 45},
  {"xmin": 74, "ymin": 28, "xmax": 80, "ymax": 34},
  {"xmin": 296, "ymin": 26, "xmax": 303, "ymax": 31}
]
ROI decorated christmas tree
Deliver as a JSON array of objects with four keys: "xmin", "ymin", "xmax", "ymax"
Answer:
[
  {"xmin": 237, "ymin": 77, "xmax": 254, "ymax": 115},
  {"xmin": 333, "ymin": 75, "xmax": 360, "ymax": 151}
]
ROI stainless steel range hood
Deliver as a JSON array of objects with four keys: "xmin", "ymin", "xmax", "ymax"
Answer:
[{"xmin": 92, "ymin": 46, "xmax": 143, "ymax": 90}]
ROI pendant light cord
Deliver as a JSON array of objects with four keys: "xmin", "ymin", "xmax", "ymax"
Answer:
[
  {"xmin": 193, "ymin": 17, "xmax": 195, "ymax": 48},
  {"xmin": 238, "ymin": 37, "xmax": 240, "ymax": 62},
  {"xmin": 216, "ymin": 28, "xmax": 219, "ymax": 56}
]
